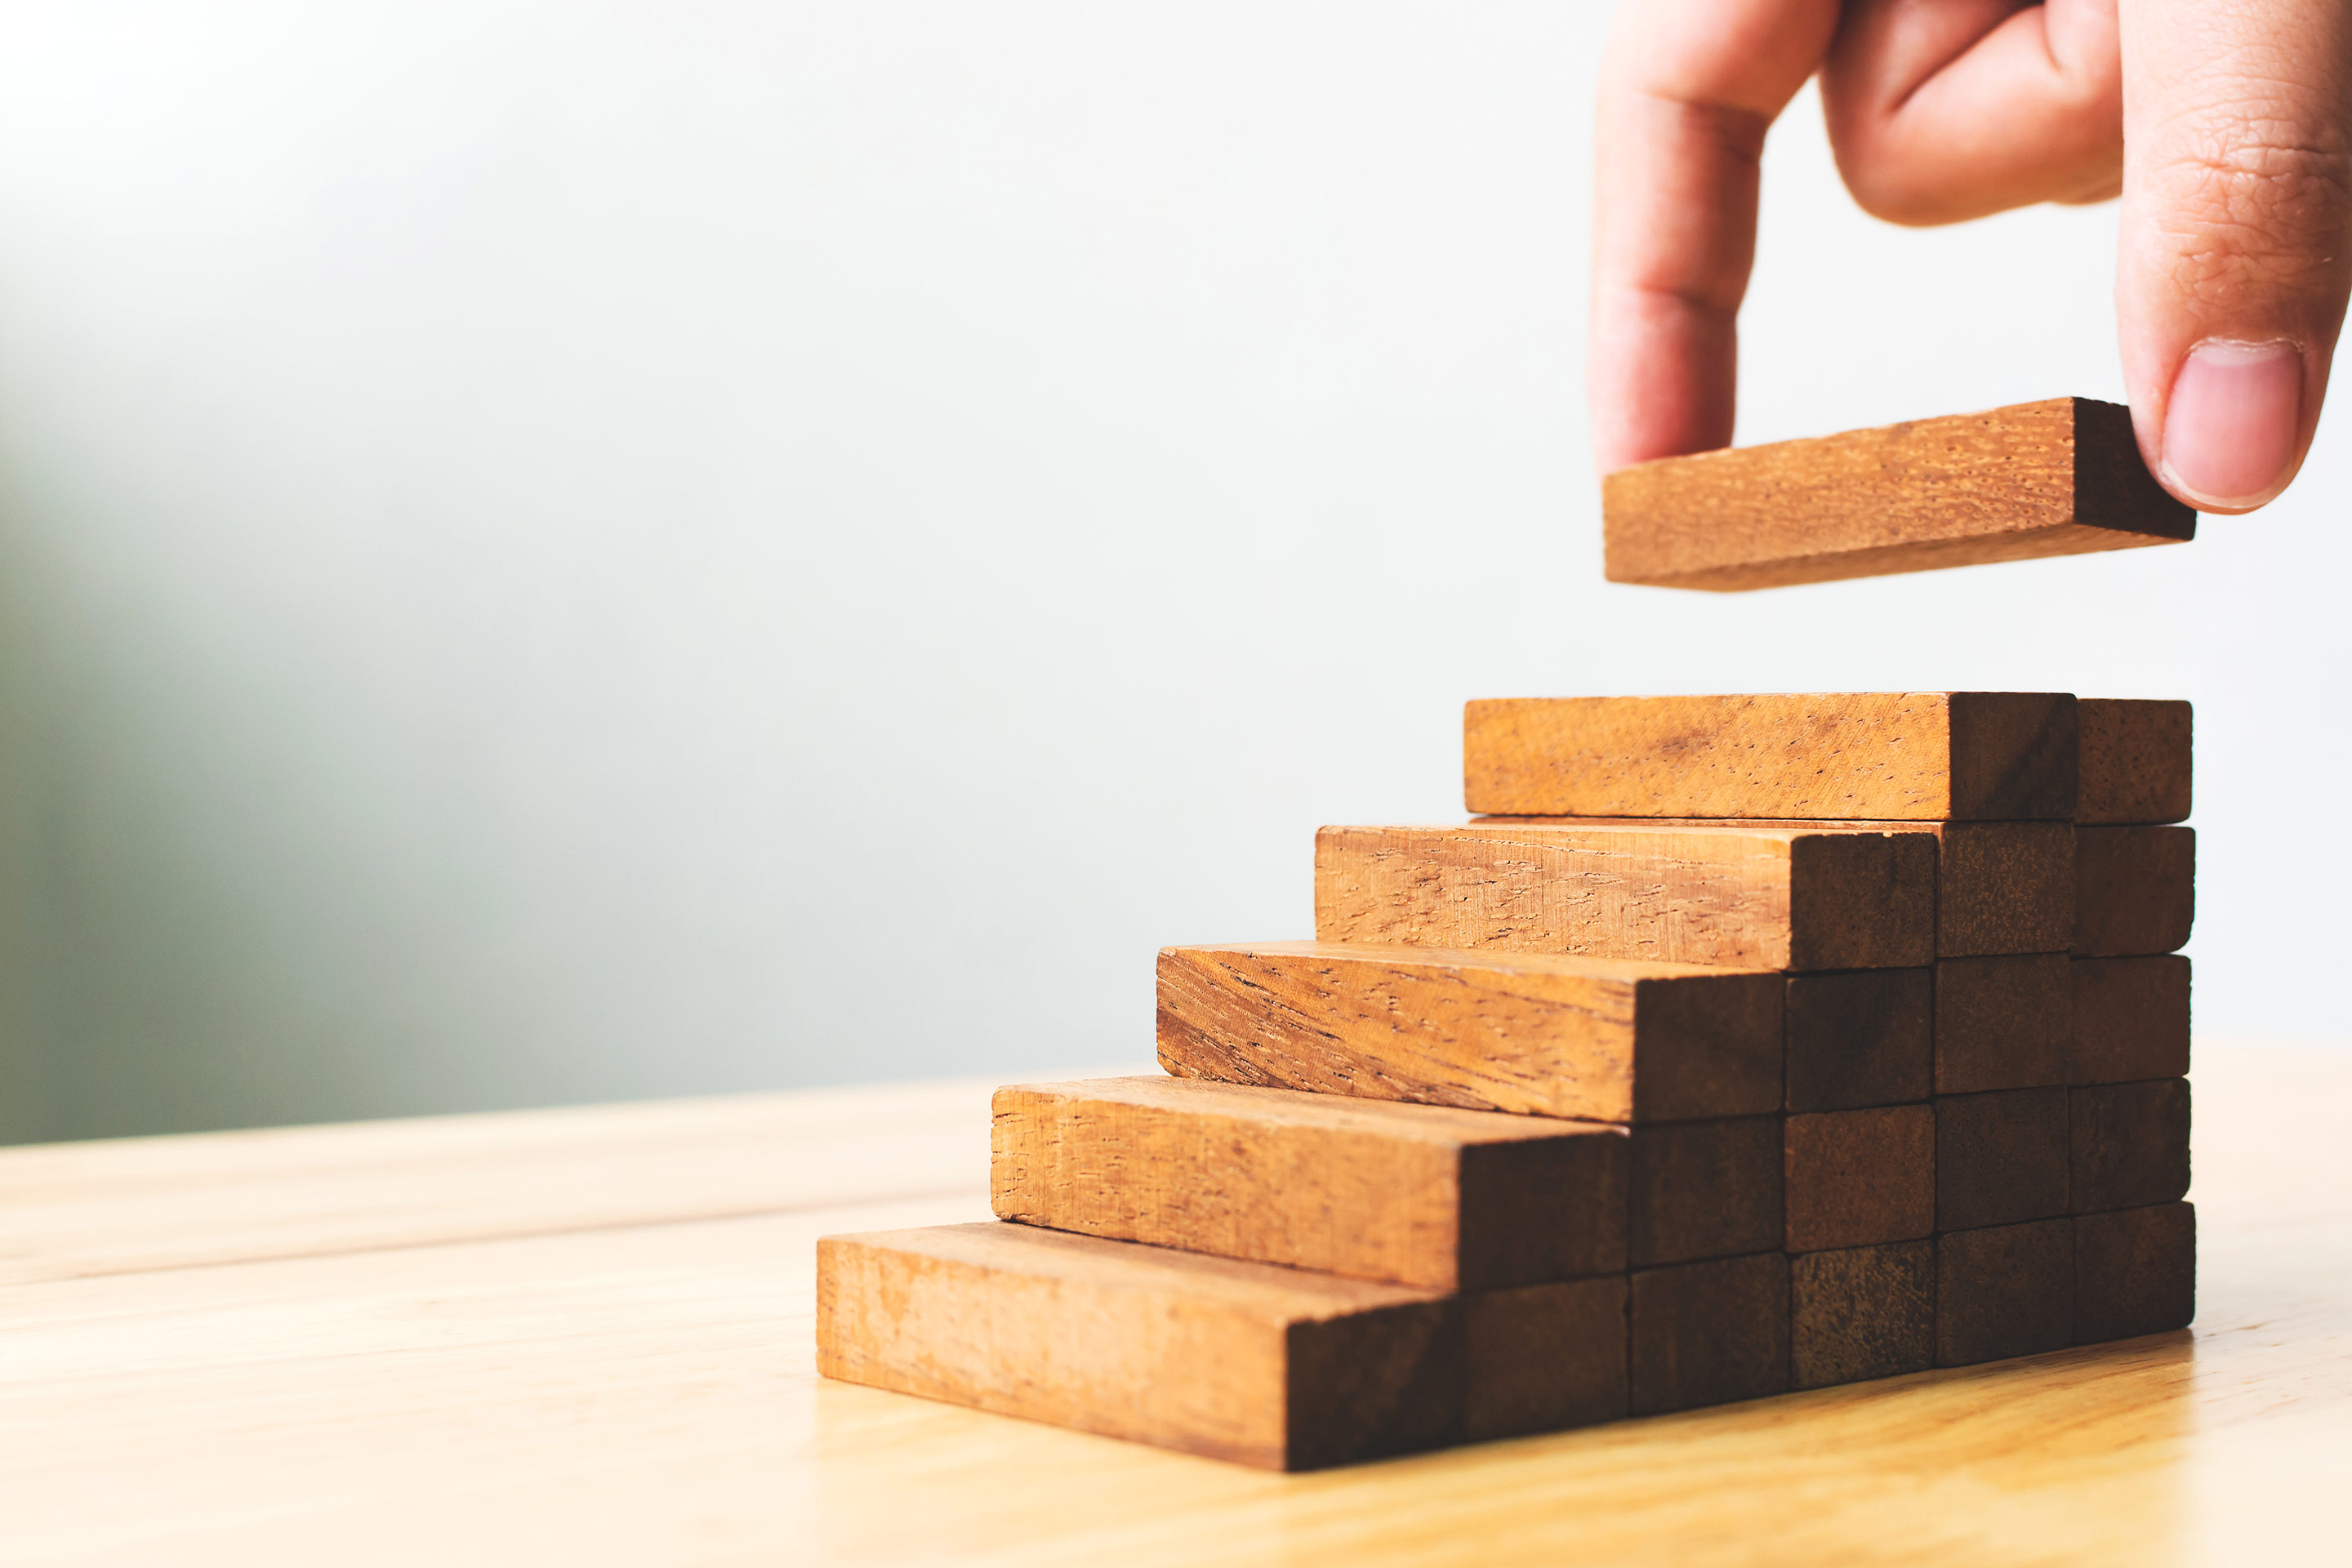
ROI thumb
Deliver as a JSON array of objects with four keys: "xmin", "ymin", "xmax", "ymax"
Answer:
[{"xmin": 2120, "ymin": 0, "xmax": 2352, "ymax": 513}]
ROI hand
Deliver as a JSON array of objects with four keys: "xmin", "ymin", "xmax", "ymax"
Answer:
[{"xmin": 1590, "ymin": 0, "xmax": 2352, "ymax": 514}]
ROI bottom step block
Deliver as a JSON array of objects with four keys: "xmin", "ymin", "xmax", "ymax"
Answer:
[{"xmin": 817, "ymin": 1223, "xmax": 1628, "ymax": 1471}]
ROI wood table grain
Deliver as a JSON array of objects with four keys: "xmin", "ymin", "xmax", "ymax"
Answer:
[{"xmin": 2, "ymin": 1046, "xmax": 2346, "ymax": 1565}]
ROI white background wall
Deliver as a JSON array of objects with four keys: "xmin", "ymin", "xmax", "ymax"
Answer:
[{"xmin": 0, "ymin": 2, "xmax": 2339, "ymax": 1142}]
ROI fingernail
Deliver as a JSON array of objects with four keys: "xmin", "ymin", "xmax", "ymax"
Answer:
[{"xmin": 2159, "ymin": 339, "xmax": 2305, "ymax": 507}]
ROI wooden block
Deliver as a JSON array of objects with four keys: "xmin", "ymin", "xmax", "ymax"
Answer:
[
  {"xmin": 1630, "ymin": 1116, "xmax": 1782, "ymax": 1267},
  {"xmin": 1789, "ymin": 1240, "xmax": 1936, "ymax": 1390},
  {"xmin": 2074, "ymin": 1202, "xmax": 2196, "ymax": 1343},
  {"xmin": 1156, "ymin": 941, "xmax": 1784, "ymax": 1124},
  {"xmin": 2071, "ymin": 956, "xmax": 2192, "ymax": 1085},
  {"xmin": 1601, "ymin": 398, "xmax": 2195, "ymax": 591},
  {"xmin": 1935, "ymin": 954, "xmax": 2072, "ymax": 1094},
  {"xmin": 1628, "ymin": 1254, "xmax": 1790, "ymax": 1414},
  {"xmin": 1784, "ymin": 968, "xmax": 1933, "ymax": 1111},
  {"xmin": 991, "ymin": 1076, "xmax": 1628, "ymax": 1290},
  {"xmin": 1462, "ymin": 1276, "xmax": 1630, "ymax": 1441},
  {"xmin": 2070, "ymin": 1080, "xmax": 2192, "ymax": 1214},
  {"xmin": 816, "ymin": 1223, "xmax": 1463, "ymax": 1472},
  {"xmin": 2074, "ymin": 826, "xmax": 2194, "ymax": 956},
  {"xmin": 2076, "ymin": 698, "xmax": 2192, "ymax": 825},
  {"xmin": 1463, "ymin": 693, "xmax": 2077, "ymax": 820},
  {"xmin": 1784, "ymin": 1106, "xmax": 1935, "ymax": 1253},
  {"xmin": 1937, "ymin": 1218, "xmax": 2075, "ymax": 1365},
  {"xmin": 1316, "ymin": 821, "xmax": 1935, "ymax": 972},
  {"xmin": 1937, "ymin": 1088, "xmax": 2070, "ymax": 1232}
]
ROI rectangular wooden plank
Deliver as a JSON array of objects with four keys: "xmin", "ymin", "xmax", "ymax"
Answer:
[
  {"xmin": 1156, "ymin": 941, "xmax": 1784, "ymax": 1123},
  {"xmin": 1628, "ymin": 1254, "xmax": 1791, "ymax": 1414},
  {"xmin": 2072, "ymin": 956, "xmax": 2192, "ymax": 1085},
  {"xmin": 989, "ymin": 1076, "xmax": 1628, "ymax": 1290},
  {"xmin": 816, "ymin": 1223, "xmax": 1462, "ymax": 1472},
  {"xmin": 1463, "ymin": 693, "xmax": 2078, "ymax": 821},
  {"xmin": 1783, "ymin": 1106, "xmax": 1935, "ymax": 1254},
  {"xmin": 2074, "ymin": 1202, "xmax": 2196, "ymax": 1343},
  {"xmin": 2076, "ymin": 699, "xmax": 2192, "ymax": 825},
  {"xmin": 1316, "ymin": 822, "xmax": 1936, "ymax": 973},
  {"xmin": 1601, "ymin": 398, "xmax": 2195, "ymax": 591},
  {"xmin": 2075, "ymin": 826, "xmax": 2195, "ymax": 956},
  {"xmin": 1462, "ymin": 1276, "xmax": 1630, "ymax": 1440},
  {"xmin": 1937, "ymin": 1218, "xmax": 2076, "ymax": 1366},
  {"xmin": 1936, "ymin": 1088, "xmax": 2070, "ymax": 1232},
  {"xmin": 1936, "ymin": 954, "xmax": 2072, "ymax": 1094},
  {"xmin": 1784, "ymin": 969, "xmax": 1933, "ymax": 1111},
  {"xmin": 1789, "ymin": 1240, "xmax": 1936, "ymax": 1390},
  {"xmin": 2070, "ymin": 1080, "xmax": 2192, "ymax": 1214},
  {"xmin": 1629, "ymin": 1116, "xmax": 1783, "ymax": 1267}
]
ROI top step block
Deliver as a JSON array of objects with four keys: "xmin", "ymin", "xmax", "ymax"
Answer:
[
  {"xmin": 1465, "ymin": 693, "xmax": 2077, "ymax": 822},
  {"xmin": 1602, "ymin": 397, "xmax": 2196, "ymax": 591}
]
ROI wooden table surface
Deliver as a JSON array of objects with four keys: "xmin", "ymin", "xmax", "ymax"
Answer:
[{"xmin": 4, "ymin": 1046, "xmax": 2347, "ymax": 1566}]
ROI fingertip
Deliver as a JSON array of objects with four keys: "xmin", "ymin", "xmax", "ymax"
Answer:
[{"xmin": 2153, "ymin": 340, "xmax": 2307, "ymax": 513}]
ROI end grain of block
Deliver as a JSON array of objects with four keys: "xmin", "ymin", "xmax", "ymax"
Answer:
[
  {"xmin": 2070, "ymin": 1080, "xmax": 2192, "ymax": 1214},
  {"xmin": 1790, "ymin": 1241, "xmax": 1937, "ymax": 1389},
  {"xmin": 2071, "ymin": 956, "xmax": 2192, "ymax": 1085},
  {"xmin": 1463, "ymin": 1276, "xmax": 1630, "ymax": 1441},
  {"xmin": 1937, "ymin": 1088, "xmax": 2070, "ymax": 1232},
  {"xmin": 1784, "ymin": 968, "xmax": 1934, "ymax": 1111},
  {"xmin": 1784, "ymin": 1106, "xmax": 1935, "ymax": 1253},
  {"xmin": 1463, "ymin": 693, "xmax": 2077, "ymax": 821},
  {"xmin": 1628, "ymin": 1254, "xmax": 1791, "ymax": 1415},
  {"xmin": 2074, "ymin": 1202, "xmax": 2196, "ymax": 1343},
  {"xmin": 1630, "ymin": 1116, "xmax": 1783, "ymax": 1267},
  {"xmin": 1936, "ymin": 954, "xmax": 2072, "ymax": 1094},
  {"xmin": 2075, "ymin": 699, "xmax": 2191, "ymax": 825},
  {"xmin": 1156, "ymin": 940, "xmax": 1784, "ymax": 1124},
  {"xmin": 816, "ymin": 1223, "xmax": 1463, "ymax": 1472},
  {"xmin": 1938, "ymin": 1218, "xmax": 2075, "ymax": 1366},
  {"xmin": 2074, "ymin": 826, "xmax": 2194, "ymax": 956}
]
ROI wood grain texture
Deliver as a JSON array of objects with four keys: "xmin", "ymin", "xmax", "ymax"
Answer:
[
  {"xmin": 1784, "ymin": 1106, "xmax": 1935, "ymax": 1254},
  {"xmin": 1628, "ymin": 1254, "xmax": 1791, "ymax": 1414},
  {"xmin": 816, "ymin": 1223, "xmax": 1462, "ymax": 1472},
  {"xmin": 1463, "ymin": 693, "xmax": 2077, "ymax": 820},
  {"xmin": 1785, "ymin": 969, "xmax": 1934, "ymax": 1111},
  {"xmin": 2074, "ymin": 1202, "xmax": 2196, "ymax": 1343},
  {"xmin": 1316, "ymin": 822, "xmax": 1936, "ymax": 973},
  {"xmin": 2076, "ymin": 699, "xmax": 2192, "ymax": 825},
  {"xmin": 1155, "ymin": 941, "xmax": 1784, "ymax": 1123},
  {"xmin": 1936, "ymin": 954, "xmax": 2073, "ymax": 1094},
  {"xmin": 989, "ymin": 1076, "xmax": 1628, "ymax": 1289},
  {"xmin": 2070, "ymin": 1080, "xmax": 2192, "ymax": 1215},
  {"xmin": 2072, "ymin": 956, "xmax": 2192, "ymax": 1085},
  {"xmin": 2074, "ymin": 826, "xmax": 2195, "ymax": 956},
  {"xmin": 1938, "ymin": 1088, "xmax": 2071, "ymax": 1232},
  {"xmin": 1938, "ymin": 1218, "xmax": 2076, "ymax": 1367},
  {"xmin": 1629, "ymin": 1116, "xmax": 1784, "ymax": 1267},
  {"xmin": 1601, "ymin": 398, "xmax": 2195, "ymax": 591},
  {"xmin": 1789, "ymin": 1240, "xmax": 1937, "ymax": 1390},
  {"xmin": 1462, "ymin": 1276, "xmax": 1629, "ymax": 1440}
]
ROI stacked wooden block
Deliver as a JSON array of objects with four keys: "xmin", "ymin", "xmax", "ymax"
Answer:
[{"xmin": 817, "ymin": 693, "xmax": 2194, "ymax": 1470}]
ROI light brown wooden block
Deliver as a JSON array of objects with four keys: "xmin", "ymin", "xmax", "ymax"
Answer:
[
  {"xmin": 1935, "ymin": 954, "xmax": 2072, "ymax": 1094},
  {"xmin": 1601, "ymin": 398, "xmax": 2195, "ymax": 591},
  {"xmin": 816, "ymin": 1223, "xmax": 1463, "ymax": 1471},
  {"xmin": 1156, "ymin": 941, "xmax": 1784, "ymax": 1123},
  {"xmin": 1628, "ymin": 1253, "xmax": 1790, "ymax": 1414},
  {"xmin": 991, "ymin": 1076, "xmax": 1628, "ymax": 1290},
  {"xmin": 2074, "ymin": 826, "xmax": 2195, "ymax": 956},
  {"xmin": 2071, "ymin": 956, "xmax": 2191, "ymax": 1085},
  {"xmin": 2076, "ymin": 699, "xmax": 2192, "ymax": 825},
  {"xmin": 1784, "ymin": 1106, "xmax": 1934, "ymax": 1253},
  {"xmin": 1463, "ymin": 1276, "xmax": 1629, "ymax": 1441},
  {"xmin": 1790, "ymin": 1240, "xmax": 1936, "ymax": 1390},
  {"xmin": 1937, "ymin": 1218, "xmax": 2075, "ymax": 1366},
  {"xmin": 1463, "ymin": 693, "xmax": 2078, "ymax": 821},
  {"xmin": 2074, "ymin": 1202, "xmax": 2195, "ymax": 1343},
  {"xmin": 1630, "ymin": 1116, "xmax": 1782, "ymax": 1267},
  {"xmin": 1784, "ymin": 968, "xmax": 1933, "ymax": 1111},
  {"xmin": 1316, "ymin": 822, "xmax": 1935, "ymax": 972}
]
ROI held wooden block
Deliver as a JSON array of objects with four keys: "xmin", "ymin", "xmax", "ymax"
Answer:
[
  {"xmin": 1156, "ymin": 941, "xmax": 1784, "ymax": 1123},
  {"xmin": 816, "ymin": 1223, "xmax": 1463, "ymax": 1472},
  {"xmin": 2074, "ymin": 1202, "xmax": 2196, "ymax": 1343},
  {"xmin": 1937, "ymin": 1218, "xmax": 2076, "ymax": 1366},
  {"xmin": 1784, "ymin": 968, "xmax": 1934, "ymax": 1111},
  {"xmin": 1462, "ymin": 1276, "xmax": 1630, "ymax": 1441},
  {"xmin": 2071, "ymin": 956, "xmax": 2192, "ymax": 1085},
  {"xmin": 1628, "ymin": 1253, "xmax": 1791, "ymax": 1415},
  {"xmin": 1789, "ymin": 1240, "xmax": 1937, "ymax": 1390},
  {"xmin": 1937, "ymin": 1088, "xmax": 2070, "ymax": 1232},
  {"xmin": 1316, "ymin": 822, "xmax": 1936, "ymax": 972},
  {"xmin": 1935, "ymin": 954, "xmax": 2072, "ymax": 1094},
  {"xmin": 2070, "ymin": 1080, "xmax": 2192, "ymax": 1214},
  {"xmin": 1630, "ymin": 1116, "xmax": 1783, "ymax": 1267},
  {"xmin": 1463, "ymin": 693, "xmax": 2077, "ymax": 821},
  {"xmin": 1600, "ymin": 398, "xmax": 2195, "ymax": 591},
  {"xmin": 991, "ymin": 1076, "xmax": 1629, "ymax": 1290},
  {"xmin": 2076, "ymin": 699, "xmax": 2192, "ymax": 825},
  {"xmin": 2074, "ymin": 826, "xmax": 2195, "ymax": 956},
  {"xmin": 1784, "ymin": 1106, "xmax": 1935, "ymax": 1253}
]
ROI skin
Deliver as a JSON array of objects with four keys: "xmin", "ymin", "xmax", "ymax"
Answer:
[{"xmin": 1591, "ymin": 0, "xmax": 2352, "ymax": 513}]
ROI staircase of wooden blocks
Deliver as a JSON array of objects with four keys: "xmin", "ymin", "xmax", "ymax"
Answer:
[{"xmin": 817, "ymin": 693, "xmax": 2194, "ymax": 1471}]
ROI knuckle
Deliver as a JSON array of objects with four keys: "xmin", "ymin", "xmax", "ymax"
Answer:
[{"xmin": 2152, "ymin": 122, "xmax": 2352, "ymax": 307}]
